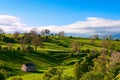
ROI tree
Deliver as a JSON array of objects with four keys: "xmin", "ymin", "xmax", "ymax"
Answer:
[
  {"xmin": 91, "ymin": 34, "xmax": 99, "ymax": 40},
  {"xmin": 43, "ymin": 67, "xmax": 63, "ymax": 80},
  {"xmin": 19, "ymin": 37, "xmax": 27, "ymax": 51},
  {"xmin": 58, "ymin": 31, "xmax": 65, "ymax": 39},
  {"xmin": 107, "ymin": 35, "xmax": 112, "ymax": 40},
  {"xmin": 29, "ymin": 28, "xmax": 38, "ymax": 38},
  {"xmin": 73, "ymin": 53, "xmax": 99, "ymax": 80},
  {"xmin": 41, "ymin": 29, "xmax": 50, "ymax": 36},
  {"xmin": 73, "ymin": 62, "xmax": 82, "ymax": 80},
  {"xmin": 80, "ymin": 71, "xmax": 104, "ymax": 80},
  {"xmin": 13, "ymin": 32, "xmax": 20, "ymax": 39},
  {"xmin": 102, "ymin": 35, "xmax": 108, "ymax": 40},
  {"xmin": 7, "ymin": 43, "xmax": 12, "ymax": 51},
  {"xmin": 71, "ymin": 41, "xmax": 80, "ymax": 54},
  {"xmin": 110, "ymin": 52, "xmax": 120, "ymax": 67},
  {"xmin": 93, "ymin": 53, "xmax": 109, "ymax": 73},
  {"xmin": 31, "ymin": 37, "xmax": 42, "ymax": 51},
  {"xmin": 0, "ymin": 28, "xmax": 4, "ymax": 34}
]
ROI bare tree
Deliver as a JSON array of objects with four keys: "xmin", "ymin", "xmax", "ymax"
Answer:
[
  {"xmin": 13, "ymin": 32, "xmax": 20, "ymax": 39},
  {"xmin": 91, "ymin": 34, "xmax": 99, "ymax": 40},
  {"xmin": 107, "ymin": 35, "xmax": 112, "ymax": 40},
  {"xmin": 7, "ymin": 43, "xmax": 12, "ymax": 51},
  {"xmin": 40, "ymin": 30, "xmax": 45, "ymax": 36},
  {"xmin": 19, "ymin": 37, "xmax": 27, "ymax": 51},
  {"xmin": 102, "ymin": 35, "xmax": 108, "ymax": 40},
  {"xmin": 110, "ymin": 52, "xmax": 120, "ymax": 67},
  {"xmin": 0, "ymin": 28, "xmax": 4, "ymax": 34},
  {"xmin": 89, "ymin": 34, "xmax": 98, "ymax": 45},
  {"xmin": 41, "ymin": 29, "xmax": 50, "ymax": 36},
  {"xmin": 71, "ymin": 41, "xmax": 80, "ymax": 54},
  {"xmin": 58, "ymin": 31, "xmax": 65, "ymax": 38},
  {"xmin": 29, "ymin": 28, "xmax": 38, "ymax": 38},
  {"xmin": 31, "ymin": 37, "xmax": 42, "ymax": 51}
]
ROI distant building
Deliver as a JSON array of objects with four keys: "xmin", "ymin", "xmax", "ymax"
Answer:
[{"xmin": 22, "ymin": 63, "xmax": 36, "ymax": 72}]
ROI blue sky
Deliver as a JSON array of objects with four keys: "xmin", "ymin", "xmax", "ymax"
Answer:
[{"xmin": 0, "ymin": 0, "xmax": 120, "ymax": 36}]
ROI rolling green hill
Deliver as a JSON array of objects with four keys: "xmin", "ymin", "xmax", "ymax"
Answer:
[{"xmin": 0, "ymin": 34, "xmax": 119, "ymax": 80}]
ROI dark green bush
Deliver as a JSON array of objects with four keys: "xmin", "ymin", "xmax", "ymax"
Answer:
[{"xmin": 0, "ymin": 72, "xmax": 5, "ymax": 80}]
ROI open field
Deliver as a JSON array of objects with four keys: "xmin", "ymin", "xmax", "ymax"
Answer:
[{"xmin": 0, "ymin": 34, "xmax": 119, "ymax": 80}]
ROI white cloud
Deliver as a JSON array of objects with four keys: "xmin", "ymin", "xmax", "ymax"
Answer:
[
  {"xmin": 0, "ymin": 15, "xmax": 120, "ymax": 36},
  {"xmin": 0, "ymin": 15, "xmax": 27, "ymax": 32}
]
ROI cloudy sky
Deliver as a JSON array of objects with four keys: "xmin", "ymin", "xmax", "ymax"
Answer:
[{"xmin": 0, "ymin": 0, "xmax": 120, "ymax": 37}]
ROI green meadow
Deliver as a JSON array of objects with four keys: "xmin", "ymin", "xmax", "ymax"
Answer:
[{"xmin": 0, "ymin": 33, "xmax": 119, "ymax": 80}]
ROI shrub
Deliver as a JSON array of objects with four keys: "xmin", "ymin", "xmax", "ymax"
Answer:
[
  {"xmin": 43, "ymin": 67, "xmax": 63, "ymax": 80},
  {"xmin": 0, "ymin": 72, "xmax": 5, "ymax": 80},
  {"xmin": 3, "ymin": 47, "xmax": 8, "ymax": 51},
  {"xmin": 0, "ymin": 46, "xmax": 2, "ymax": 50},
  {"xmin": 25, "ymin": 46, "xmax": 34, "ymax": 52},
  {"xmin": 17, "ymin": 47, "xmax": 21, "ymax": 51},
  {"xmin": 80, "ymin": 71, "xmax": 104, "ymax": 80},
  {"xmin": 85, "ymin": 49, "xmax": 90, "ymax": 53}
]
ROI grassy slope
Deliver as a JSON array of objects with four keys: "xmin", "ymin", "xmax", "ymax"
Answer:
[{"xmin": 0, "ymin": 36, "xmax": 119, "ymax": 80}]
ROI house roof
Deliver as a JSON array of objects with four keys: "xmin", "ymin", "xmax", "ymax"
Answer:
[{"xmin": 23, "ymin": 63, "xmax": 35, "ymax": 66}]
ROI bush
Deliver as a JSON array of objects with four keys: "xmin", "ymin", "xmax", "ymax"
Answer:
[
  {"xmin": 0, "ymin": 73, "xmax": 5, "ymax": 80},
  {"xmin": 85, "ymin": 49, "xmax": 90, "ymax": 53},
  {"xmin": 17, "ymin": 47, "xmax": 21, "ymax": 51},
  {"xmin": 43, "ymin": 67, "xmax": 63, "ymax": 80},
  {"xmin": 0, "ymin": 46, "xmax": 2, "ymax": 50},
  {"xmin": 25, "ymin": 46, "xmax": 34, "ymax": 52},
  {"xmin": 80, "ymin": 71, "xmax": 104, "ymax": 80},
  {"xmin": 3, "ymin": 47, "xmax": 8, "ymax": 51}
]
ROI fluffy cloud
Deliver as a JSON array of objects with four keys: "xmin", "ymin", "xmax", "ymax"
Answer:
[
  {"xmin": 0, "ymin": 15, "xmax": 120, "ymax": 36},
  {"xmin": 0, "ymin": 15, "xmax": 27, "ymax": 32}
]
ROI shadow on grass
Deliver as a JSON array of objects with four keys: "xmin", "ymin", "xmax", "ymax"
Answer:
[{"xmin": 27, "ymin": 70, "xmax": 44, "ymax": 73}]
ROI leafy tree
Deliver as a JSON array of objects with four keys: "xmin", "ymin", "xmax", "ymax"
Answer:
[
  {"xmin": 73, "ymin": 53, "xmax": 99, "ymax": 80},
  {"xmin": 110, "ymin": 64, "xmax": 120, "ymax": 78},
  {"xmin": 73, "ymin": 62, "xmax": 82, "ymax": 80},
  {"xmin": 43, "ymin": 67, "xmax": 74, "ymax": 80},
  {"xmin": 42, "ymin": 67, "xmax": 63, "ymax": 80},
  {"xmin": 80, "ymin": 71, "xmax": 104, "ymax": 80},
  {"xmin": 93, "ymin": 53, "xmax": 109, "ymax": 73}
]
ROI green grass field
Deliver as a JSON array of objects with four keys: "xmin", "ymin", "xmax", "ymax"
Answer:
[{"xmin": 0, "ymin": 35, "xmax": 119, "ymax": 80}]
